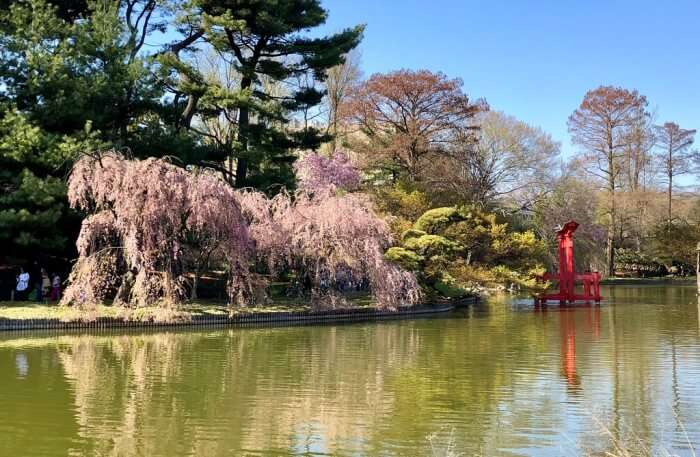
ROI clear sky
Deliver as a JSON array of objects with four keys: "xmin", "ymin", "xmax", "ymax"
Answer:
[{"xmin": 318, "ymin": 0, "xmax": 700, "ymax": 159}]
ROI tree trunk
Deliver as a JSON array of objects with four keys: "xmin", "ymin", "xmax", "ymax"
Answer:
[
  {"xmin": 227, "ymin": 154, "xmax": 235, "ymax": 187},
  {"xmin": 191, "ymin": 272, "xmax": 199, "ymax": 300},
  {"xmin": 606, "ymin": 133, "xmax": 616, "ymax": 278},
  {"xmin": 330, "ymin": 113, "xmax": 338, "ymax": 152},
  {"xmin": 606, "ymin": 222, "xmax": 615, "ymax": 277},
  {"xmin": 180, "ymin": 94, "xmax": 198, "ymax": 130},
  {"xmin": 696, "ymin": 243, "xmax": 700, "ymax": 294},
  {"xmin": 668, "ymin": 144, "xmax": 673, "ymax": 233},
  {"xmin": 235, "ymin": 77, "xmax": 252, "ymax": 188}
]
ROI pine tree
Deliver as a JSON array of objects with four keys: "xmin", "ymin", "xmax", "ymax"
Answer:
[
  {"xmin": 0, "ymin": 0, "xmax": 207, "ymax": 264},
  {"xmin": 177, "ymin": 0, "xmax": 364, "ymax": 188}
]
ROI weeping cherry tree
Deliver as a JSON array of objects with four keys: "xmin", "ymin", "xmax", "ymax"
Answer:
[
  {"xmin": 61, "ymin": 152, "xmax": 256, "ymax": 311},
  {"xmin": 238, "ymin": 151, "xmax": 421, "ymax": 309}
]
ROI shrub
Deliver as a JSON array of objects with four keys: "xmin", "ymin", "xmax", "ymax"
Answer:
[
  {"xmin": 385, "ymin": 247, "xmax": 424, "ymax": 271},
  {"xmin": 414, "ymin": 207, "xmax": 459, "ymax": 233},
  {"xmin": 385, "ymin": 204, "xmax": 547, "ymax": 299}
]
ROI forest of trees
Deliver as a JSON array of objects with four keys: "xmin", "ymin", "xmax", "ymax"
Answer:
[{"xmin": 1, "ymin": 0, "xmax": 698, "ymax": 307}]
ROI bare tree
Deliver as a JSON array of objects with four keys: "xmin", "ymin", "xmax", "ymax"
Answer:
[
  {"xmin": 619, "ymin": 106, "xmax": 656, "ymax": 250},
  {"xmin": 568, "ymin": 86, "xmax": 649, "ymax": 276},
  {"xmin": 189, "ymin": 49, "xmax": 242, "ymax": 185},
  {"xmin": 442, "ymin": 111, "xmax": 559, "ymax": 207},
  {"xmin": 623, "ymin": 105, "xmax": 656, "ymax": 192},
  {"xmin": 344, "ymin": 69, "xmax": 487, "ymax": 182},
  {"xmin": 288, "ymin": 71, "xmax": 326, "ymax": 139},
  {"xmin": 534, "ymin": 172, "xmax": 607, "ymax": 272},
  {"xmin": 653, "ymin": 122, "xmax": 697, "ymax": 230},
  {"xmin": 325, "ymin": 49, "xmax": 362, "ymax": 151}
]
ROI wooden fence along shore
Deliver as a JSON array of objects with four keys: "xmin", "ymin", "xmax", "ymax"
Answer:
[{"xmin": 0, "ymin": 299, "xmax": 478, "ymax": 333}]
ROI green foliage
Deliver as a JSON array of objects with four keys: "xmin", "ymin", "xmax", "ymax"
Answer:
[
  {"xmin": 0, "ymin": 0, "xmax": 89, "ymax": 22},
  {"xmin": 625, "ymin": 220, "xmax": 700, "ymax": 276},
  {"xmin": 648, "ymin": 221, "xmax": 699, "ymax": 270},
  {"xmin": 385, "ymin": 204, "xmax": 547, "ymax": 298},
  {"xmin": 615, "ymin": 248, "xmax": 668, "ymax": 277},
  {"xmin": 403, "ymin": 234, "xmax": 461, "ymax": 258},
  {"xmin": 184, "ymin": 0, "xmax": 364, "ymax": 187},
  {"xmin": 401, "ymin": 229, "xmax": 427, "ymax": 242},
  {"xmin": 0, "ymin": 1, "xmax": 108, "ymax": 261},
  {"xmin": 433, "ymin": 273, "xmax": 470, "ymax": 299},
  {"xmin": 0, "ymin": 0, "xmax": 214, "ymax": 264},
  {"xmin": 371, "ymin": 183, "xmax": 432, "ymax": 236},
  {"xmin": 1, "ymin": 0, "xmax": 164, "ymax": 148},
  {"xmin": 0, "ymin": 109, "xmax": 100, "ymax": 260},
  {"xmin": 414, "ymin": 207, "xmax": 460, "ymax": 233},
  {"xmin": 384, "ymin": 247, "xmax": 424, "ymax": 271}
]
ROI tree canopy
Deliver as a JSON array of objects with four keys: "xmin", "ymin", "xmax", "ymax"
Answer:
[
  {"xmin": 0, "ymin": 0, "xmax": 363, "ymax": 266},
  {"xmin": 344, "ymin": 69, "xmax": 487, "ymax": 183},
  {"xmin": 2, "ymin": 1, "xmax": 699, "ymax": 306},
  {"xmin": 165, "ymin": 0, "xmax": 364, "ymax": 189}
]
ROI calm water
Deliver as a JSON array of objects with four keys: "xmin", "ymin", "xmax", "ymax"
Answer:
[{"xmin": 1, "ymin": 285, "xmax": 700, "ymax": 456}]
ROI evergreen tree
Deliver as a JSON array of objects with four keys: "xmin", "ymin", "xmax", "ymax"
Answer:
[
  {"xmin": 173, "ymin": 0, "xmax": 364, "ymax": 188},
  {"xmin": 0, "ymin": 0, "xmax": 362, "ymax": 264},
  {"xmin": 0, "ymin": 0, "xmax": 104, "ymax": 263},
  {"xmin": 0, "ymin": 0, "xmax": 89, "ymax": 22},
  {"xmin": 0, "ymin": 0, "xmax": 207, "ymax": 264}
]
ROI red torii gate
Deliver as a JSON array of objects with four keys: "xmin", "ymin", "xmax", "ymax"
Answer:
[{"xmin": 536, "ymin": 220, "xmax": 602, "ymax": 305}]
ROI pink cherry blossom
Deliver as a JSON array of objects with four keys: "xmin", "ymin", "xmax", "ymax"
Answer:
[
  {"xmin": 293, "ymin": 150, "xmax": 361, "ymax": 193},
  {"xmin": 63, "ymin": 152, "xmax": 254, "ymax": 309},
  {"xmin": 62, "ymin": 152, "xmax": 420, "ymax": 313}
]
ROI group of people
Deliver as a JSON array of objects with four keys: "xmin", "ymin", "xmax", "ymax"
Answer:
[{"xmin": 14, "ymin": 264, "xmax": 61, "ymax": 302}]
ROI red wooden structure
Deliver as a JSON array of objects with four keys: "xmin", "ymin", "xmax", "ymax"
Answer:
[{"xmin": 536, "ymin": 220, "xmax": 602, "ymax": 305}]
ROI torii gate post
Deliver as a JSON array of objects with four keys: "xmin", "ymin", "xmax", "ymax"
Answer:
[{"xmin": 536, "ymin": 220, "xmax": 602, "ymax": 305}]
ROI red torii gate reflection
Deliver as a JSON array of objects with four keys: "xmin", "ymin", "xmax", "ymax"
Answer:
[
  {"xmin": 556, "ymin": 306, "xmax": 601, "ymax": 389},
  {"xmin": 535, "ymin": 220, "xmax": 602, "ymax": 305},
  {"xmin": 534, "ymin": 220, "xmax": 604, "ymax": 389},
  {"xmin": 533, "ymin": 305, "xmax": 601, "ymax": 389}
]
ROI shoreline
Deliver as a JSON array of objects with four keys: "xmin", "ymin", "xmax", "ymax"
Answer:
[
  {"xmin": 600, "ymin": 277, "xmax": 696, "ymax": 286},
  {"xmin": 0, "ymin": 298, "xmax": 478, "ymax": 333}
]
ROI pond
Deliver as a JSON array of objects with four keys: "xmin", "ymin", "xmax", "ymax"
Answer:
[{"xmin": 1, "ymin": 285, "xmax": 699, "ymax": 456}]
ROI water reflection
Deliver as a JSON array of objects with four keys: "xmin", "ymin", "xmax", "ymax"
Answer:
[
  {"xmin": 15, "ymin": 352, "xmax": 28, "ymax": 378},
  {"xmin": 560, "ymin": 308, "xmax": 578, "ymax": 390},
  {"xmin": 0, "ymin": 285, "xmax": 698, "ymax": 456},
  {"xmin": 557, "ymin": 306, "xmax": 601, "ymax": 392}
]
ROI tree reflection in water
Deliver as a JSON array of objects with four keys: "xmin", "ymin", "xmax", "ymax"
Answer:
[{"xmin": 0, "ymin": 285, "xmax": 699, "ymax": 456}]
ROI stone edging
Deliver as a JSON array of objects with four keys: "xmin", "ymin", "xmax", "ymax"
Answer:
[{"xmin": 0, "ymin": 298, "xmax": 479, "ymax": 333}]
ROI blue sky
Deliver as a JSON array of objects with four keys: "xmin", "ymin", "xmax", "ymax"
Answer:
[{"xmin": 317, "ymin": 0, "xmax": 700, "ymax": 159}]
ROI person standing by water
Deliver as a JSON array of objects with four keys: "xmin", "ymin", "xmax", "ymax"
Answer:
[
  {"xmin": 41, "ymin": 269, "xmax": 51, "ymax": 302},
  {"xmin": 50, "ymin": 273, "xmax": 62, "ymax": 301},
  {"xmin": 15, "ymin": 268, "xmax": 29, "ymax": 301}
]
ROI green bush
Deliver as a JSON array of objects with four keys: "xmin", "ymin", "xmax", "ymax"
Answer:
[
  {"xmin": 434, "ymin": 275, "xmax": 470, "ymax": 298},
  {"xmin": 384, "ymin": 204, "xmax": 547, "ymax": 299},
  {"xmin": 403, "ymin": 234, "xmax": 461, "ymax": 258},
  {"xmin": 401, "ymin": 228, "xmax": 427, "ymax": 241},
  {"xmin": 414, "ymin": 207, "xmax": 459, "ymax": 233},
  {"xmin": 384, "ymin": 247, "xmax": 424, "ymax": 271},
  {"xmin": 615, "ymin": 248, "xmax": 667, "ymax": 277}
]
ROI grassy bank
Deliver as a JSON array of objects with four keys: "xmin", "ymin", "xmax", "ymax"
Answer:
[
  {"xmin": 0, "ymin": 294, "xmax": 377, "ymax": 321},
  {"xmin": 0, "ymin": 295, "xmax": 461, "ymax": 332}
]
